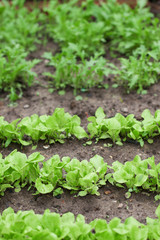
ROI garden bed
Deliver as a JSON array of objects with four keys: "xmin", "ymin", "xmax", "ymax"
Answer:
[
  {"xmin": 0, "ymin": 44, "xmax": 160, "ymax": 223},
  {"xmin": 0, "ymin": 0, "xmax": 160, "ymax": 238}
]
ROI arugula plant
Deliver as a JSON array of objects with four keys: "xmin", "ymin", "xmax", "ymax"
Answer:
[
  {"xmin": 96, "ymin": 0, "xmax": 160, "ymax": 55},
  {"xmin": 0, "ymin": 0, "xmax": 42, "ymax": 52},
  {"xmin": 43, "ymin": 51, "xmax": 109, "ymax": 93},
  {"xmin": 0, "ymin": 46, "xmax": 40, "ymax": 101},
  {"xmin": 41, "ymin": 0, "xmax": 160, "ymax": 95},
  {"xmin": 116, "ymin": 47, "xmax": 160, "ymax": 93},
  {"xmin": 44, "ymin": 0, "xmax": 160, "ymax": 57},
  {"xmin": 44, "ymin": 0, "xmax": 106, "ymax": 57}
]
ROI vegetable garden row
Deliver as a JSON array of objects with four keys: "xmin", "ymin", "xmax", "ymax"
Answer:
[
  {"xmin": 0, "ymin": 0, "xmax": 160, "ymax": 239},
  {"xmin": 1, "ymin": 107, "xmax": 160, "ymax": 147},
  {"xmin": 1, "ymin": 150, "xmax": 160, "ymax": 199},
  {"xmin": 1, "ymin": 206, "xmax": 160, "ymax": 239},
  {"xmin": 1, "ymin": 0, "xmax": 160, "ymax": 100}
]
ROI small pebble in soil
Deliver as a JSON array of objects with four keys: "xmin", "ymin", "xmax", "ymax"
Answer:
[
  {"xmin": 121, "ymin": 107, "xmax": 128, "ymax": 113},
  {"xmin": 23, "ymin": 104, "xmax": 30, "ymax": 109},
  {"xmin": 43, "ymin": 145, "xmax": 50, "ymax": 149},
  {"xmin": 117, "ymin": 203, "xmax": 124, "ymax": 209},
  {"xmin": 44, "ymin": 59, "xmax": 49, "ymax": 64},
  {"xmin": 104, "ymin": 190, "xmax": 111, "ymax": 195}
]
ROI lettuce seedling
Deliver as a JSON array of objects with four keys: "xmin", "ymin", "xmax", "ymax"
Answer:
[
  {"xmin": 1, "ymin": 150, "xmax": 160, "ymax": 199},
  {"xmin": 62, "ymin": 154, "xmax": 107, "ymax": 196},
  {"xmin": 35, "ymin": 155, "xmax": 63, "ymax": 194},
  {"xmin": 88, "ymin": 107, "xmax": 160, "ymax": 146},
  {"xmin": 0, "ymin": 150, "xmax": 43, "ymax": 196},
  {"xmin": 109, "ymin": 155, "xmax": 160, "ymax": 199},
  {"xmin": 0, "ymin": 108, "xmax": 87, "ymax": 147},
  {"xmin": 17, "ymin": 108, "xmax": 87, "ymax": 145},
  {"xmin": 1, "ymin": 205, "xmax": 160, "ymax": 239}
]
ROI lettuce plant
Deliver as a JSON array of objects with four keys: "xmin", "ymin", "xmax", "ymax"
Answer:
[
  {"xmin": 62, "ymin": 155, "xmax": 107, "ymax": 196},
  {"xmin": 1, "ymin": 107, "xmax": 160, "ymax": 147},
  {"xmin": 0, "ymin": 205, "xmax": 160, "ymax": 239},
  {"xmin": 108, "ymin": 155, "xmax": 160, "ymax": 200},
  {"xmin": 0, "ymin": 108, "xmax": 87, "ymax": 147},
  {"xmin": 1, "ymin": 150, "xmax": 160, "ymax": 199},
  {"xmin": 35, "ymin": 155, "xmax": 64, "ymax": 195},
  {"xmin": 88, "ymin": 107, "xmax": 160, "ymax": 146},
  {"xmin": 0, "ymin": 150, "xmax": 43, "ymax": 196}
]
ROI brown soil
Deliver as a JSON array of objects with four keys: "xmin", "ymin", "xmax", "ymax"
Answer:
[
  {"xmin": 149, "ymin": 0, "xmax": 160, "ymax": 14},
  {"xmin": 0, "ymin": 4, "xmax": 160, "ymax": 224},
  {"xmin": 0, "ymin": 43, "xmax": 160, "ymax": 224}
]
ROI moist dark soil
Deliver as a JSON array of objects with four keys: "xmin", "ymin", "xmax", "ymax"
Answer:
[
  {"xmin": 149, "ymin": 0, "xmax": 160, "ymax": 14},
  {"xmin": 1, "ymin": 7, "xmax": 160, "ymax": 224}
]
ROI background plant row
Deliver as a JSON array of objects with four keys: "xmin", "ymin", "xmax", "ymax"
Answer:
[{"xmin": 0, "ymin": 0, "xmax": 160, "ymax": 100}]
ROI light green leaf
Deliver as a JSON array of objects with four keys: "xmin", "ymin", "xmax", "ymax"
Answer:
[
  {"xmin": 134, "ymin": 174, "xmax": 148, "ymax": 187},
  {"xmin": 35, "ymin": 178, "xmax": 54, "ymax": 194},
  {"xmin": 95, "ymin": 107, "xmax": 106, "ymax": 120},
  {"xmin": 73, "ymin": 126, "xmax": 87, "ymax": 139}
]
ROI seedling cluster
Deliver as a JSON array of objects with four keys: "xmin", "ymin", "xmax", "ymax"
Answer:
[{"xmin": 1, "ymin": 0, "xmax": 160, "ymax": 99}]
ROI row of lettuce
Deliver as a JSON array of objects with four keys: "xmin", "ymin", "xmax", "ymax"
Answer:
[
  {"xmin": 0, "ymin": 0, "xmax": 160, "ymax": 100},
  {"xmin": 0, "ymin": 107, "xmax": 160, "ymax": 147},
  {"xmin": 0, "ymin": 149, "xmax": 160, "ymax": 200},
  {"xmin": 0, "ymin": 205, "xmax": 159, "ymax": 240}
]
